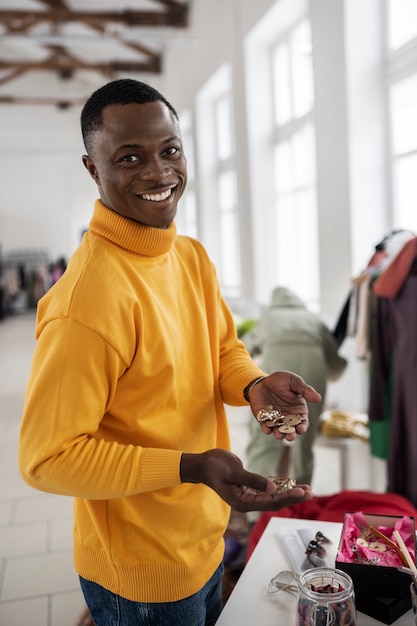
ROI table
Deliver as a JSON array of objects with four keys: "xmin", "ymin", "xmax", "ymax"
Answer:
[{"xmin": 216, "ymin": 518, "xmax": 413, "ymax": 625}]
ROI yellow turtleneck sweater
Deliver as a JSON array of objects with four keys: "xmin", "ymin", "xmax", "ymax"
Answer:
[{"xmin": 19, "ymin": 200, "xmax": 265, "ymax": 602}]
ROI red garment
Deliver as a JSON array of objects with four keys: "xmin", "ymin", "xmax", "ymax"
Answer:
[
  {"xmin": 246, "ymin": 490, "xmax": 417, "ymax": 561},
  {"xmin": 373, "ymin": 237, "xmax": 417, "ymax": 298}
]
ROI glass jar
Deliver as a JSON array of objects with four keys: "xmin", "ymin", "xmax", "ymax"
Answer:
[
  {"xmin": 297, "ymin": 567, "xmax": 356, "ymax": 626},
  {"xmin": 410, "ymin": 581, "xmax": 417, "ymax": 626}
]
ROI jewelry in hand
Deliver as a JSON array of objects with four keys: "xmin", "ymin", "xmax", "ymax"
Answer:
[
  {"xmin": 256, "ymin": 405, "xmax": 307, "ymax": 432},
  {"xmin": 269, "ymin": 476, "xmax": 297, "ymax": 492}
]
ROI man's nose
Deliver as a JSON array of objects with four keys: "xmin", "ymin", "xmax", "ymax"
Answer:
[{"xmin": 141, "ymin": 156, "xmax": 171, "ymax": 181}]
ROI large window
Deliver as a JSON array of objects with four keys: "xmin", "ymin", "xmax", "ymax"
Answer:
[
  {"xmin": 387, "ymin": 0, "xmax": 417, "ymax": 50},
  {"xmin": 195, "ymin": 64, "xmax": 241, "ymax": 296},
  {"xmin": 271, "ymin": 19, "xmax": 319, "ymax": 309},
  {"xmin": 214, "ymin": 93, "xmax": 241, "ymax": 292},
  {"xmin": 272, "ymin": 20, "xmax": 314, "ymax": 125},
  {"xmin": 386, "ymin": 0, "xmax": 417, "ymax": 233},
  {"xmin": 390, "ymin": 74, "xmax": 417, "ymax": 232},
  {"xmin": 273, "ymin": 123, "xmax": 319, "ymax": 306}
]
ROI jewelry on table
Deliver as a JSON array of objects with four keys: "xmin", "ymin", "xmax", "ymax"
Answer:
[
  {"xmin": 267, "ymin": 531, "xmax": 334, "ymax": 595},
  {"xmin": 350, "ymin": 542, "xmax": 381, "ymax": 565},
  {"xmin": 305, "ymin": 531, "xmax": 332, "ymax": 567},
  {"xmin": 267, "ymin": 570, "xmax": 298, "ymax": 596}
]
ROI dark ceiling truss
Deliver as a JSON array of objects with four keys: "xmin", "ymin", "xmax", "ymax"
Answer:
[{"xmin": 0, "ymin": 0, "xmax": 189, "ymax": 106}]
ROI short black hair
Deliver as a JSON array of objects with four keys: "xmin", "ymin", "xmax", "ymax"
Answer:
[{"xmin": 81, "ymin": 78, "xmax": 178, "ymax": 154}]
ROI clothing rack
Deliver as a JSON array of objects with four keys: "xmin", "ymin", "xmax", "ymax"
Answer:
[
  {"xmin": 1, "ymin": 247, "xmax": 51, "ymax": 317},
  {"xmin": 4, "ymin": 248, "xmax": 50, "ymax": 269},
  {"xmin": 334, "ymin": 232, "xmax": 417, "ymax": 509}
]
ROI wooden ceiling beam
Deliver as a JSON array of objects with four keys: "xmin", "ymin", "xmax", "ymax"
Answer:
[
  {"xmin": 0, "ymin": 95, "xmax": 85, "ymax": 107},
  {"xmin": 0, "ymin": 57, "xmax": 161, "ymax": 74},
  {"xmin": 76, "ymin": 19, "xmax": 161, "ymax": 62},
  {"xmin": 2, "ymin": 14, "xmax": 45, "ymax": 34},
  {"xmin": 37, "ymin": 0, "xmax": 186, "ymax": 11},
  {"xmin": 0, "ymin": 2, "xmax": 188, "ymax": 103},
  {"xmin": 0, "ymin": 6, "xmax": 188, "ymax": 28}
]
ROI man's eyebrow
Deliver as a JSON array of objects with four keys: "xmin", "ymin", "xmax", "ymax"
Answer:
[
  {"xmin": 162, "ymin": 135, "xmax": 181, "ymax": 144},
  {"xmin": 119, "ymin": 136, "xmax": 181, "ymax": 150}
]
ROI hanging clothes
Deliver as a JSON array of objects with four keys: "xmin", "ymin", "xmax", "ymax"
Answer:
[
  {"xmin": 333, "ymin": 231, "xmax": 416, "ymax": 486},
  {"xmin": 369, "ymin": 237, "xmax": 417, "ymax": 507},
  {"xmin": 333, "ymin": 229, "xmax": 416, "ymax": 351}
]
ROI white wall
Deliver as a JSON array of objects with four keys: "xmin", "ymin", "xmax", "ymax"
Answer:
[
  {"xmin": 0, "ymin": 104, "xmax": 96, "ymax": 260},
  {"xmin": 162, "ymin": 0, "xmax": 275, "ymax": 111}
]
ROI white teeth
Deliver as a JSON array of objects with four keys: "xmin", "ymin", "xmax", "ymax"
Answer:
[{"xmin": 141, "ymin": 189, "xmax": 172, "ymax": 202}]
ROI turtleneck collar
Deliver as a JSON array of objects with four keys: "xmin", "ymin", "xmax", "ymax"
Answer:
[{"xmin": 89, "ymin": 199, "xmax": 177, "ymax": 257}]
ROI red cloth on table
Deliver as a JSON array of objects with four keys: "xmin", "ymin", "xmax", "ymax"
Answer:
[{"xmin": 246, "ymin": 490, "xmax": 417, "ymax": 562}]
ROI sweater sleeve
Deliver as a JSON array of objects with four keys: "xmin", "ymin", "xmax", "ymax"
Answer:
[
  {"xmin": 19, "ymin": 318, "xmax": 182, "ymax": 499},
  {"xmin": 216, "ymin": 295, "xmax": 266, "ymax": 405}
]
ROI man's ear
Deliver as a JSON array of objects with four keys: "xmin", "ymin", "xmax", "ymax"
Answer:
[{"xmin": 82, "ymin": 154, "xmax": 100, "ymax": 184}]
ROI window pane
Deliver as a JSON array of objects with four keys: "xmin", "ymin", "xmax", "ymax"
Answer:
[
  {"xmin": 218, "ymin": 169, "xmax": 240, "ymax": 291},
  {"xmin": 275, "ymin": 193, "xmax": 297, "ymax": 285},
  {"xmin": 215, "ymin": 95, "xmax": 233, "ymax": 160},
  {"xmin": 393, "ymin": 153, "xmax": 417, "ymax": 232},
  {"xmin": 220, "ymin": 211, "xmax": 241, "ymax": 289},
  {"xmin": 293, "ymin": 123, "xmax": 315, "ymax": 187},
  {"xmin": 273, "ymin": 126, "xmax": 319, "ymax": 309},
  {"xmin": 291, "ymin": 20, "xmax": 314, "ymax": 119},
  {"xmin": 274, "ymin": 189, "xmax": 319, "ymax": 311},
  {"xmin": 390, "ymin": 74, "xmax": 417, "ymax": 155},
  {"xmin": 273, "ymin": 125, "xmax": 316, "ymax": 192},
  {"xmin": 273, "ymin": 20, "xmax": 313, "ymax": 126},
  {"xmin": 295, "ymin": 188, "xmax": 320, "ymax": 308},
  {"xmin": 273, "ymin": 141, "xmax": 293, "ymax": 193},
  {"xmin": 218, "ymin": 170, "xmax": 237, "ymax": 211},
  {"xmin": 388, "ymin": 0, "xmax": 417, "ymax": 49},
  {"xmin": 273, "ymin": 42, "xmax": 291, "ymax": 126}
]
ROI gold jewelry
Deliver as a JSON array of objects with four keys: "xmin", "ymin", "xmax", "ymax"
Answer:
[
  {"xmin": 279, "ymin": 425, "xmax": 296, "ymax": 434},
  {"xmin": 256, "ymin": 405, "xmax": 306, "ymax": 431},
  {"xmin": 356, "ymin": 537, "xmax": 369, "ymax": 548},
  {"xmin": 256, "ymin": 405, "xmax": 281, "ymax": 426},
  {"xmin": 369, "ymin": 541, "xmax": 387, "ymax": 553},
  {"xmin": 269, "ymin": 476, "xmax": 297, "ymax": 492}
]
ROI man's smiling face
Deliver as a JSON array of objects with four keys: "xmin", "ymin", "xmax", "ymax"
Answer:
[{"xmin": 82, "ymin": 100, "xmax": 187, "ymax": 229}]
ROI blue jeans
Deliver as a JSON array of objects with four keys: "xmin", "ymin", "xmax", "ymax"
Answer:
[{"xmin": 79, "ymin": 563, "xmax": 224, "ymax": 626}]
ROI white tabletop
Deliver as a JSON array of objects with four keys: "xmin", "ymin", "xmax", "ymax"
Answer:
[{"xmin": 215, "ymin": 517, "xmax": 413, "ymax": 625}]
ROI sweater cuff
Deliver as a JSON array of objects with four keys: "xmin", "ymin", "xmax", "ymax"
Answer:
[{"xmin": 139, "ymin": 448, "xmax": 183, "ymax": 491}]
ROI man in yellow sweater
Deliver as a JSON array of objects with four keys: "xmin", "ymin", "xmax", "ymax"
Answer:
[{"xmin": 19, "ymin": 79, "xmax": 321, "ymax": 626}]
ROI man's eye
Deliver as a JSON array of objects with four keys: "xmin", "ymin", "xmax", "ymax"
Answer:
[
  {"xmin": 166, "ymin": 147, "xmax": 181, "ymax": 156},
  {"xmin": 121, "ymin": 155, "xmax": 138, "ymax": 163}
]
